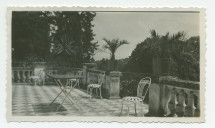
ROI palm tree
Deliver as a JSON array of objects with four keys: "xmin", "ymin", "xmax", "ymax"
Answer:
[
  {"xmin": 149, "ymin": 29, "xmax": 186, "ymax": 76},
  {"xmin": 50, "ymin": 34, "xmax": 77, "ymax": 56},
  {"xmin": 50, "ymin": 34, "xmax": 78, "ymax": 67},
  {"xmin": 103, "ymin": 38, "xmax": 129, "ymax": 70},
  {"xmin": 149, "ymin": 29, "xmax": 186, "ymax": 58}
]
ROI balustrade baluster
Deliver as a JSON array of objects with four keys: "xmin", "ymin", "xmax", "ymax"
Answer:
[
  {"xmin": 17, "ymin": 70, "xmax": 20, "ymax": 83},
  {"xmin": 170, "ymin": 88, "xmax": 178, "ymax": 117},
  {"xmin": 12, "ymin": 70, "xmax": 14, "ymax": 83},
  {"xmin": 27, "ymin": 70, "xmax": 31, "ymax": 83},
  {"xmin": 194, "ymin": 92, "xmax": 200, "ymax": 110},
  {"xmin": 22, "ymin": 70, "xmax": 26, "ymax": 82},
  {"xmin": 163, "ymin": 86, "xmax": 171, "ymax": 116},
  {"xmin": 186, "ymin": 91, "xmax": 196, "ymax": 117},
  {"xmin": 178, "ymin": 90, "xmax": 186, "ymax": 116}
]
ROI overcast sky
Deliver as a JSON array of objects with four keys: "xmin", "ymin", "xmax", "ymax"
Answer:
[{"xmin": 92, "ymin": 12, "xmax": 200, "ymax": 60}]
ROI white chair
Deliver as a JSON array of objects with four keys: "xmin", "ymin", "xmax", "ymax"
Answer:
[
  {"xmin": 67, "ymin": 70, "xmax": 83, "ymax": 88},
  {"xmin": 30, "ymin": 69, "xmax": 45, "ymax": 86},
  {"xmin": 87, "ymin": 73, "xmax": 105, "ymax": 99},
  {"xmin": 120, "ymin": 77, "xmax": 151, "ymax": 116}
]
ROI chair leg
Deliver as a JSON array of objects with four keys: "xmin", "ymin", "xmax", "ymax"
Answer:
[
  {"xmin": 134, "ymin": 103, "xmax": 137, "ymax": 116},
  {"xmin": 34, "ymin": 79, "xmax": 37, "ymax": 86},
  {"xmin": 43, "ymin": 79, "xmax": 45, "ymax": 86},
  {"xmin": 141, "ymin": 101, "xmax": 144, "ymax": 116},
  {"xmin": 77, "ymin": 80, "xmax": 80, "ymax": 88},
  {"xmin": 127, "ymin": 106, "xmax": 130, "ymax": 116},
  {"xmin": 90, "ymin": 88, "xmax": 92, "ymax": 99},
  {"xmin": 96, "ymin": 88, "xmax": 98, "ymax": 96},
  {"xmin": 99, "ymin": 87, "xmax": 102, "ymax": 99},
  {"xmin": 120, "ymin": 101, "xmax": 124, "ymax": 116}
]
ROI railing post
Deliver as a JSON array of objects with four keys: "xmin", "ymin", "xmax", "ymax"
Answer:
[
  {"xmin": 27, "ymin": 70, "xmax": 31, "ymax": 83},
  {"xmin": 170, "ymin": 88, "xmax": 178, "ymax": 117},
  {"xmin": 82, "ymin": 65, "xmax": 87, "ymax": 85},
  {"xmin": 17, "ymin": 70, "xmax": 20, "ymax": 83},
  {"xmin": 148, "ymin": 82, "xmax": 161, "ymax": 116},
  {"xmin": 22, "ymin": 70, "xmax": 26, "ymax": 82},
  {"xmin": 187, "ymin": 91, "xmax": 196, "ymax": 117},
  {"xmin": 163, "ymin": 86, "xmax": 171, "ymax": 116},
  {"xmin": 177, "ymin": 90, "xmax": 186, "ymax": 116},
  {"xmin": 109, "ymin": 71, "xmax": 122, "ymax": 99},
  {"xmin": 12, "ymin": 70, "xmax": 14, "ymax": 83}
]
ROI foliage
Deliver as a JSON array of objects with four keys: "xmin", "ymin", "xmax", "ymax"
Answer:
[
  {"xmin": 12, "ymin": 11, "xmax": 50, "ymax": 62},
  {"xmin": 96, "ymin": 58, "xmax": 129, "ymax": 71},
  {"xmin": 125, "ymin": 30, "xmax": 200, "ymax": 81},
  {"xmin": 12, "ymin": 11, "xmax": 98, "ymax": 67},
  {"xmin": 45, "ymin": 11, "xmax": 98, "ymax": 67},
  {"xmin": 102, "ymin": 38, "xmax": 129, "ymax": 60},
  {"xmin": 120, "ymin": 72, "xmax": 152, "ymax": 102},
  {"xmin": 101, "ymin": 38, "xmax": 129, "ymax": 71}
]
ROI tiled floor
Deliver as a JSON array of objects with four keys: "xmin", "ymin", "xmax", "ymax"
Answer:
[{"xmin": 12, "ymin": 85, "xmax": 148, "ymax": 116}]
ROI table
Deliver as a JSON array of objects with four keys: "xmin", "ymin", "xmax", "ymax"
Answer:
[{"xmin": 47, "ymin": 74, "xmax": 84, "ymax": 111}]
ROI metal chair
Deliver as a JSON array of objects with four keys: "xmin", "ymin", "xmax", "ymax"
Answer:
[
  {"xmin": 67, "ymin": 70, "xmax": 83, "ymax": 88},
  {"xmin": 30, "ymin": 69, "xmax": 46, "ymax": 86},
  {"xmin": 87, "ymin": 73, "xmax": 105, "ymax": 99},
  {"xmin": 120, "ymin": 77, "xmax": 151, "ymax": 116}
]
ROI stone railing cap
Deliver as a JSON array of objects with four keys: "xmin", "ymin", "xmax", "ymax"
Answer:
[
  {"xmin": 159, "ymin": 76, "xmax": 200, "ymax": 90},
  {"xmin": 110, "ymin": 71, "xmax": 122, "ymax": 77}
]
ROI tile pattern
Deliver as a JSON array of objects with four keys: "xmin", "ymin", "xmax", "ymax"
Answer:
[{"xmin": 12, "ymin": 85, "xmax": 148, "ymax": 116}]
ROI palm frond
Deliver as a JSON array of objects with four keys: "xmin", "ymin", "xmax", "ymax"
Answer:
[
  {"xmin": 103, "ymin": 38, "xmax": 129, "ymax": 60},
  {"xmin": 170, "ymin": 31, "xmax": 186, "ymax": 41},
  {"xmin": 150, "ymin": 29, "xmax": 160, "ymax": 38},
  {"xmin": 51, "ymin": 35, "xmax": 77, "ymax": 56}
]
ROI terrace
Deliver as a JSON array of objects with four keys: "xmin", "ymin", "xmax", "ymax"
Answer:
[{"xmin": 12, "ymin": 63, "xmax": 200, "ymax": 117}]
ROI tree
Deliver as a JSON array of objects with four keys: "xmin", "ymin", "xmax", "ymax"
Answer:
[
  {"xmin": 149, "ymin": 29, "xmax": 186, "ymax": 58},
  {"xmin": 102, "ymin": 38, "xmax": 129, "ymax": 70},
  {"xmin": 125, "ymin": 30, "xmax": 199, "ymax": 81},
  {"xmin": 46, "ymin": 11, "xmax": 98, "ymax": 67},
  {"xmin": 12, "ymin": 11, "xmax": 50, "ymax": 65}
]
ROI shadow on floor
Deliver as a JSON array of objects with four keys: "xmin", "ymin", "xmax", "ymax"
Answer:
[{"xmin": 32, "ymin": 103, "xmax": 67, "ymax": 113}]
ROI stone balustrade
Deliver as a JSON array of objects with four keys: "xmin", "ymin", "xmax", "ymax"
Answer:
[
  {"xmin": 12, "ymin": 67, "xmax": 83, "ymax": 84},
  {"xmin": 12, "ymin": 67, "xmax": 33, "ymax": 83},
  {"xmin": 148, "ymin": 76, "xmax": 200, "ymax": 117},
  {"xmin": 45, "ymin": 67, "xmax": 82, "ymax": 75}
]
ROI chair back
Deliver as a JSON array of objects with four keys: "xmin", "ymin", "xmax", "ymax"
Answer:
[
  {"xmin": 137, "ymin": 77, "xmax": 151, "ymax": 99},
  {"xmin": 98, "ymin": 73, "xmax": 105, "ymax": 85},
  {"xmin": 78, "ymin": 70, "xmax": 83, "ymax": 76}
]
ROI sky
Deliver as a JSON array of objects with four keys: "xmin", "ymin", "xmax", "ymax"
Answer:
[{"xmin": 92, "ymin": 11, "xmax": 200, "ymax": 60}]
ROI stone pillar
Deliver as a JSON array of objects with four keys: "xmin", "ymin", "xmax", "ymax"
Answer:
[
  {"xmin": 82, "ymin": 65, "xmax": 87, "ymax": 85},
  {"xmin": 82, "ymin": 63, "xmax": 97, "ymax": 85},
  {"xmin": 148, "ymin": 83, "xmax": 161, "ymax": 116},
  {"xmin": 109, "ymin": 71, "xmax": 122, "ymax": 99}
]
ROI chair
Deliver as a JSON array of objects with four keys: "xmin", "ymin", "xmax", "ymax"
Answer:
[
  {"xmin": 30, "ymin": 69, "xmax": 46, "ymax": 86},
  {"xmin": 120, "ymin": 77, "xmax": 151, "ymax": 116},
  {"xmin": 67, "ymin": 70, "xmax": 83, "ymax": 88},
  {"xmin": 87, "ymin": 73, "xmax": 105, "ymax": 99}
]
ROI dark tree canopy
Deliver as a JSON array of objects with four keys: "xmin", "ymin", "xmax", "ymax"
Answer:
[
  {"xmin": 12, "ymin": 11, "xmax": 97, "ymax": 67},
  {"xmin": 46, "ymin": 11, "xmax": 98, "ymax": 67},
  {"xmin": 125, "ymin": 30, "xmax": 200, "ymax": 81},
  {"xmin": 12, "ymin": 11, "xmax": 50, "ymax": 63}
]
